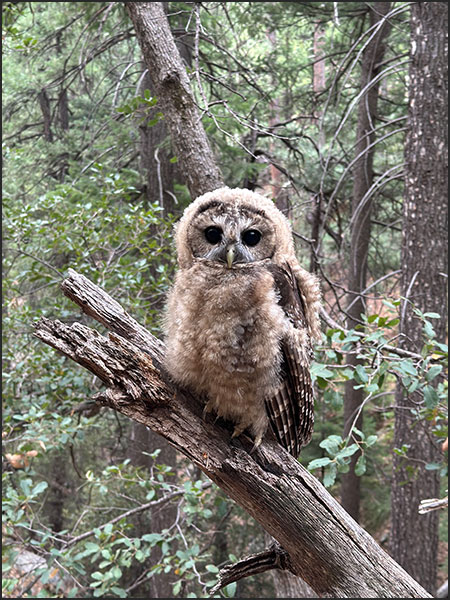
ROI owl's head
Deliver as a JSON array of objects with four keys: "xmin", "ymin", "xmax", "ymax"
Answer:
[{"xmin": 175, "ymin": 187, "xmax": 296, "ymax": 269}]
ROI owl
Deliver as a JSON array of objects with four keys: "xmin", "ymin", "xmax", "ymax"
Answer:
[{"xmin": 164, "ymin": 187, "xmax": 321, "ymax": 457}]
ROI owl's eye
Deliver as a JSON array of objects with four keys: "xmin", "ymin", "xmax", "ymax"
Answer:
[
  {"xmin": 241, "ymin": 229, "xmax": 261, "ymax": 247},
  {"xmin": 204, "ymin": 226, "xmax": 223, "ymax": 244}
]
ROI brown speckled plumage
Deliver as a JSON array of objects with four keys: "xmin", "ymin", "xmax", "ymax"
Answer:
[{"xmin": 164, "ymin": 188, "xmax": 321, "ymax": 456}]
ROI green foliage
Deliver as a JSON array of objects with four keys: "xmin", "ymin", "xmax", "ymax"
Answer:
[{"xmin": 306, "ymin": 303, "xmax": 447, "ymax": 528}]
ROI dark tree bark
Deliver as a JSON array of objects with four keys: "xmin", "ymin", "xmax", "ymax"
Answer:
[
  {"xmin": 38, "ymin": 88, "xmax": 53, "ymax": 142},
  {"xmin": 341, "ymin": 2, "xmax": 391, "ymax": 521},
  {"xmin": 58, "ymin": 88, "xmax": 69, "ymax": 132},
  {"xmin": 127, "ymin": 421, "xmax": 178, "ymax": 598},
  {"xmin": 129, "ymin": 7, "xmax": 188, "ymax": 593},
  {"xmin": 125, "ymin": 2, "xmax": 224, "ymax": 199},
  {"xmin": 33, "ymin": 269, "xmax": 432, "ymax": 599},
  {"xmin": 138, "ymin": 69, "xmax": 178, "ymax": 214},
  {"xmin": 46, "ymin": 454, "xmax": 68, "ymax": 534},
  {"xmin": 309, "ymin": 24, "xmax": 326, "ymax": 274},
  {"xmin": 390, "ymin": 3, "xmax": 448, "ymax": 595}
]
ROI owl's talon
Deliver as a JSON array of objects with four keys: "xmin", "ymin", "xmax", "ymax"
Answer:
[
  {"xmin": 250, "ymin": 436, "xmax": 263, "ymax": 454},
  {"xmin": 202, "ymin": 401, "xmax": 213, "ymax": 420},
  {"xmin": 231, "ymin": 424, "xmax": 245, "ymax": 439}
]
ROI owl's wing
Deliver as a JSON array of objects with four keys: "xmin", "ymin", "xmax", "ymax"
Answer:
[{"xmin": 265, "ymin": 263, "xmax": 314, "ymax": 457}]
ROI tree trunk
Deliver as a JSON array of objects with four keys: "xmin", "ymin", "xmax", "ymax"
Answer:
[
  {"xmin": 38, "ymin": 88, "xmax": 53, "ymax": 142},
  {"xmin": 46, "ymin": 453, "xmax": 68, "ymax": 534},
  {"xmin": 309, "ymin": 24, "xmax": 326, "ymax": 273},
  {"xmin": 33, "ymin": 269, "xmax": 432, "ymax": 599},
  {"xmin": 58, "ymin": 88, "xmax": 69, "ymax": 132},
  {"xmin": 271, "ymin": 568, "xmax": 317, "ymax": 598},
  {"xmin": 390, "ymin": 3, "xmax": 448, "ymax": 595},
  {"xmin": 341, "ymin": 2, "xmax": 391, "ymax": 521},
  {"xmin": 125, "ymin": 2, "xmax": 224, "ymax": 199},
  {"xmin": 127, "ymin": 421, "xmax": 178, "ymax": 598},
  {"xmin": 138, "ymin": 69, "xmax": 178, "ymax": 214}
]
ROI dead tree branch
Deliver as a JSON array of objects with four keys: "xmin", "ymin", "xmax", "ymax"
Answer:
[{"xmin": 33, "ymin": 270, "xmax": 431, "ymax": 599}]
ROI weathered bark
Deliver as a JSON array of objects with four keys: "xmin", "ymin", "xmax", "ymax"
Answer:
[
  {"xmin": 341, "ymin": 2, "xmax": 391, "ymax": 521},
  {"xmin": 33, "ymin": 269, "xmax": 432, "ymax": 599},
  {"xmin": 125, "ymin": 2, "xmax": 224, "ymax": 199},
  {"xmin": 271, "ymin": 567, "xmax": 317, "ymax": 598},
  {"xmin": 390, "ymin": 3, "xmax": 448, "ymax": 595}
]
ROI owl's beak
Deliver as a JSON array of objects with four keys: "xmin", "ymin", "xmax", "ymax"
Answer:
[{"xmin": 226, "ymin": 245, "xmax": 236, "ymax": 269}]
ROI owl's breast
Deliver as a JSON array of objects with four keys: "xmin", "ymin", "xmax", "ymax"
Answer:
[{"xmin": 164, "ymin": 262, "xmax": 287, "ymax": 399}]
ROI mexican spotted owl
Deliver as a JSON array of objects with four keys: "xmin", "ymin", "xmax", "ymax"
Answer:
[{"xmin": 164, "ymin": 187, "xmax": 321, "ymax": 456}]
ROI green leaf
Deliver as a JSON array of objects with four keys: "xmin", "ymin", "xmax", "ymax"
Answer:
[
  {"xmin": 351, "ymin": 427, "xmax": 364, "ymax": 440},
  {"xmin": 393, "ymin": 359, "xmax": 417, "ymax": 378},
  {"xmin": 354, "ymin": 454, "xmax": 366, "ymax": 476},
  {"xmin": 222, "ymin": 582, "xmax": 237, "ymax": 598},
  {"xmin": 310, "ymin": 363, "xmax": 335, "ymax": 380},
  {"xmin": 423, "ymin": 386, "xmax": 439, "ymax": 408},
  {"xmin": 426, "ymin": 365, "xmax": 442, "ymax": 382},
  {"xmin": 307, "ymin": 457, "xmax": 332, "ymax": 470},
  {"xmin": 83, "ymin": 542, "xmax": 101, "ymax": 556},
  {"xmin": 319, "ymin": 435, "xmax": 342, "ymax": 455},
  {"xmin": 385, "ymin": 318, "xmax": 400, "ymax": 327},
  {"xmin": 32, "ymin": 481, "xmax": 48, "ymax": 495},
  {"xmin": 423, "ymin": 320, "xmax": 436, "ymax": 339},
  {"xmin": 172, "ymin": 581, "xmax": 182, "ymax": 596},
  {"xmin": 335, "ymin": 444, "xmax": 359, "ymax": 460},
  {"xmin": 112, "ymin": 566, "xmax": 122, "ymax": 579},
  {"xmin": 365, "ymin": 435, "xmax": 377, "ymax": 447},
  {"xmin": 142, "ymin": 533, "xmax": 164, "ymax": 544},
  {"xmin": 425, "ymin": 462, "xmax": 441, "ymax": 471},
  {"xmin": 206, "ymin": 564, "xmax": 219, "ymax": 573},
  {"xmin": 316, "ymin": 376, "xmax": 329, "ymax": 389},
  {"xmin": 354, "ymin": 364, "xmax": 369, "ymax": 383},
  {"xmin": 323, "ymin": 463, "xmax": 337, "ymax": 487}
]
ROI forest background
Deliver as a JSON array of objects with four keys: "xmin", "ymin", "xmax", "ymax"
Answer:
[{"xmin": 2, "ymin": 2, "xmax": 448, "ymax": 599}]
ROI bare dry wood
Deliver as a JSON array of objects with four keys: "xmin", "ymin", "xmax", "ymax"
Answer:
[{"xmin": 33, "ymin": 270, "xmax": 431, "ymax": 599}]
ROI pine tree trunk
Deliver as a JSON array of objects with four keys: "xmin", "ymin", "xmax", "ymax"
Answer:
[
  {"xmin": 390, "ymin": 3, "xmax": 448, "ymax": 595},
  {"xmin": 341, "ymin": 2, "xmax": 391, "ymax": 521}
]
